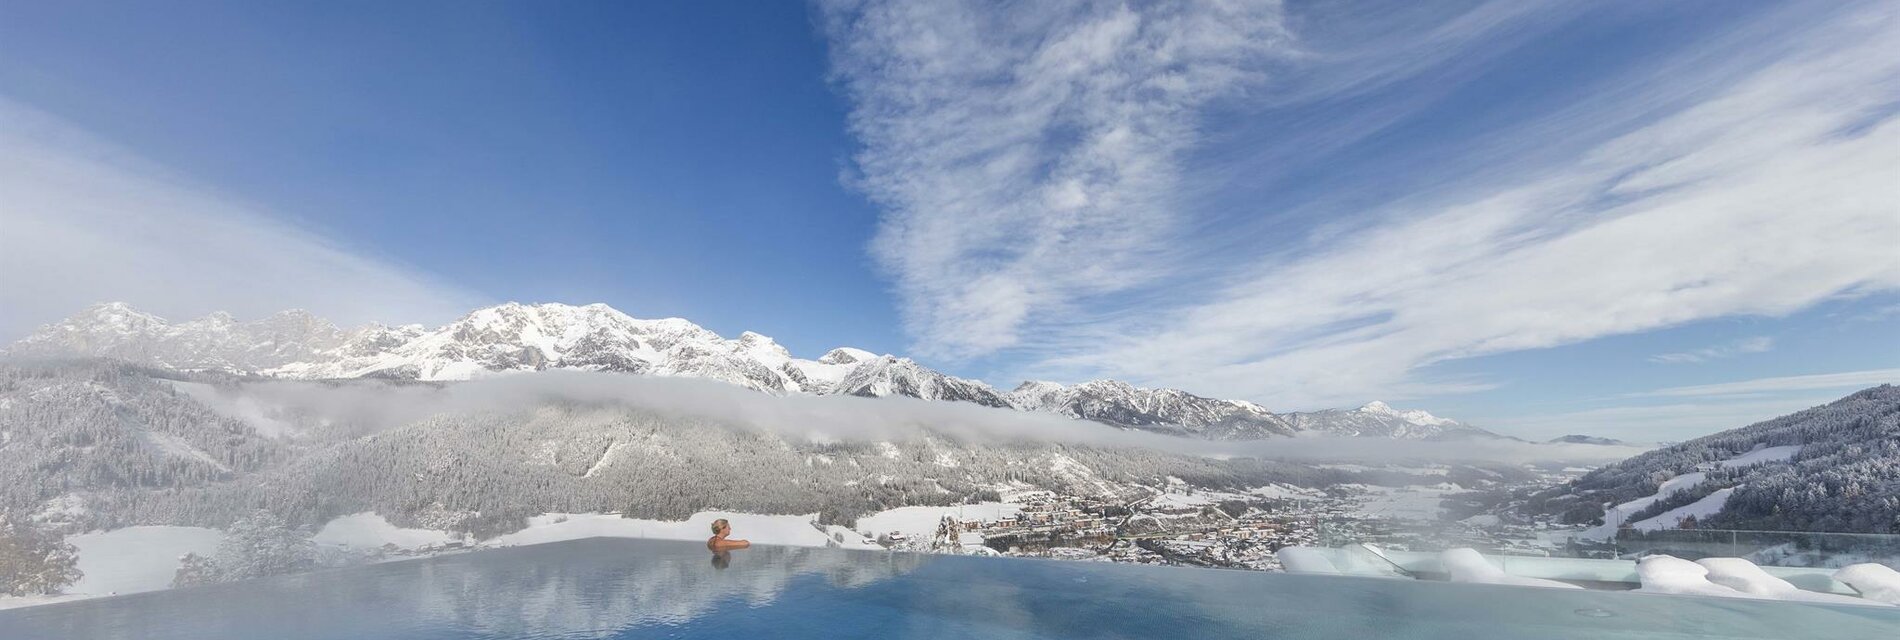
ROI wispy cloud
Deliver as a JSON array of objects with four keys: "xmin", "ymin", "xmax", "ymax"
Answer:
[
  {"xmin": 1026, "ymin": 4, "xmax": 1900, "ymax": 408},
  {"xmin": 1635, "ymin": 368, "xmax": 1900, "ymax": 398},
  {"xmin": 0, "ymin": 100, "xmax": 485, "ymax": 339},
  {"xmin": 1648, "ymin": 336, "xmax": 1774, "ymax": 364},
  {"xmin": 1488, "ymin": 395, "xmax": 1847, "ymax": 443},
  {"xmin": 819, "ymin": 0, "xmax": 1288, "ymax": 358}
]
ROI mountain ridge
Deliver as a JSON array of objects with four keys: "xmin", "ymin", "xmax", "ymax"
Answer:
[{"xmin": 7, "ymin": 302, "xmax": 1493, "ymax": 441}]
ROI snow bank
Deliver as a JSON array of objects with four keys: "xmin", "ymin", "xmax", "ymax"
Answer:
[
  {"xmin": 1834, "ymin": 563, "xmax": 1900, "ymax": 604},
  {"xmin": 1698, "ymin": 557, "xmax": 1886, "ymax": 606},
  {"xmin": 487, "ymin": 512, "xmax": 877, "ymax": 549},
  {"xmin": 1440, "ymin": 548, "xmax": 1580, "ymax": 589},
  {"xmin": 1634, "ymin": 555, "xmax": 1768, "ymax": 599},
  {"xmin": 313, "ymin": 513, "xmax": 458, "ymax": 549}
]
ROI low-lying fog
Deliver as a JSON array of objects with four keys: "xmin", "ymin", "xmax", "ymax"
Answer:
[{"xmin": 177, "ymin": 370, "xmax": 1646, "ymax": 466}]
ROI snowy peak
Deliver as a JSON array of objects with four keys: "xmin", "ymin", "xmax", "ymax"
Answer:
[
  {"xmin": 8, "ymin": 303, "xmax": 346, "ymax": 372},
  {"xmin": 833, "ymin": 356, "xmax": 1012, "ymax": 408},
  {"xmin": 1006, "ymin": 379, "xmax": 1296, "ymax": 440},
  {"xmin": 1286, "ymin": 401, "xmax": 1479, "ymax": 438},
  {"xmin": 1358, "ymin": 400, "xmax": 1458, "ymax": 427},
  {"xmin": 817, "ymin": 347, "xmax": 876, "ymax": 366},
  {"xmin": 10, "ymin": 302, "xmax": 1481, "ymax": 441}
]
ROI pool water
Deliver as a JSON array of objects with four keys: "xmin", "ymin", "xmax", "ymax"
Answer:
[{"xmin": 2, "ymin": 538, "xmax": 1894, "ymax": 639}]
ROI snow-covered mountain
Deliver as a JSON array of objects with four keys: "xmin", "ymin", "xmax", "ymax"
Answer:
[
  {"xmin": 7, "ymin": 302, "xmax": 357, "ymax": 372},
  {"xmin": 1522, "ymin": 385, "xmax": 1900, "ymax": 534},
  {"xmin": 1283, "ymin": 401, "xmax": 1477, "ymax": 439},
  {"xmin": 1546, "ymin": 435, "xmax": 1631, "ymax": 446},
  {"xmin": 6, "ymin": 302, "xmax": 1485, "ymax": 440},
  {"xmin": 834, "ymin": 355, "xmax": 1014, "ymax": 408},
  {"xmin": 1007, "ymin": 380, "xmax": 1297, "ymax": 440}
]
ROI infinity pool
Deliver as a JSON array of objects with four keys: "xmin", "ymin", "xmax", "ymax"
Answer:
[{"xmin": 3, "ymin": 538, "xmax": 1894, "ymax": 639}]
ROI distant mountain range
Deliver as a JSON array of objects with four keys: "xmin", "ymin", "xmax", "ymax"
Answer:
[
  {"xmin": 1545, "ymin": 435, "xmax": 1632, "ymax": 446},
  {"xmin": 7, "ymin": 302, "xmax": 1492, "ymax": 441}
]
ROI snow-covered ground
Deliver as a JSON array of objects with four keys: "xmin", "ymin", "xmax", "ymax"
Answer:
[
  {"xmin": 1629, "ymin": 487, "xmax": 1737, "ymax": 532},
  {"xmin": 66, "ymin": 526, "xmax": 223, "ymax": 596},
  {"xmin": 1246, "ymin": 483, "xmax": 1326, "ymax": 500},
  {"xmin": 1578, "ymin": 445, "xmax": 1804, "ymax": 540},
  {"xmin": 853, "ymin": 502, "xmax": 1021, "ymax": 544},
  {"xmin": 1579, "ymin": 472, "xmax": 1707, "ymax": 539},
  {"xmin": 1719, "ymin": 445, "xmax": 1801, "ymax": 469},
  {"xmin": 0, "ymin": 526, "xmax": 226, "ymax": 610},
  {"xmin": 313, "ymin": 513, "xmax": 460, "ymax": 548}
]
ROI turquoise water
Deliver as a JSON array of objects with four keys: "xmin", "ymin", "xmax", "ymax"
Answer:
[{"xmin": 3, "ymin": 538, "xmax": 1895, "ymax": 639}]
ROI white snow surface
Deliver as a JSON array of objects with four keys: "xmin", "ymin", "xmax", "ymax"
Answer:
[
  {"xmin": 1835, "ymin": 563, "xmax": 1900, "ymax": 604},
  {"xmin": 1440, "ymin": 548, "xmax": 1581, "ymax": 589},
  {"xmin": 1698, "ymin": 557, "xmax": 1888, "ymax": 606},
  {"xmin": 1358, "ymin": 401, "xmax": 1457, "ymax": 427},
  {"xmin": 1579, "ymin": 472, "xmax": 1707, "ymax": 540},
  {"xmin": 1629, "ymin": 487, "xmax": 1736, "ymax": 532},
  {"xmin": 1634, "ymin": 555, "xmax": 1770, "ymax": 599},
  {"xmin": 313, "ymin": 513, "xmax": 459, "ymax": 549},
  {"xmin": 853, "ymin": 502, "xmax": 1022, "ymax": 540},
  {"xmin": 1719, "ymin": 445, "xmax": 1802, "ymax": 469},
  {"xmin": 70, "ymin": 526, "xmax": 223, "ymax": 597}
]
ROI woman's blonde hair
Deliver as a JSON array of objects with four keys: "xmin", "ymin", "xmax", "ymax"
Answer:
[{"xmin": 711, "ymin": 518, "xmax": 729, "ymax": 535}]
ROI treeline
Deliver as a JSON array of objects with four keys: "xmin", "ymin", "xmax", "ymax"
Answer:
[{"xmin": 0, "ymin": 360, "xmax": 291, "ymax": 520}]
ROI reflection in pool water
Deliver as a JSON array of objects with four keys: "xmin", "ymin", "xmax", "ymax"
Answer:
[{"xmin": 2, "ymin": 538, "xmax": 1895, "ymax": 639}]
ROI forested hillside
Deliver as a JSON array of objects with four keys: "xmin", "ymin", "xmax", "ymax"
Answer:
[
  {"xmin": 1523, "ymin": 385, "xmax": 1900, "ymax": 533},
  {"xmin": 0, "ymin": 360, "xmax": 1475, "ymax": 539}
]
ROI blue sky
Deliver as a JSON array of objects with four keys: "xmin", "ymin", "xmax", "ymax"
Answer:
[{"xmin": 1, "ymin": 0, "xmax": 1895, "ymax": 441}]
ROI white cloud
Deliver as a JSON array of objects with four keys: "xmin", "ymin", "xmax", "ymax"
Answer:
[
  {"xmin": 205, "ymin": 370, "xmax": 1641, "ymax": 465},
  {"xmin": 819, "ymin": 0, "xmax": 1289, "ymax": 358},
  {"xmin": 0, "ymin": 100, "xmax": 485, "ymax": 339},
  {"xmin": 1484, "ymin": 395, "xmax": 1846, "ymax": 443},
  {"xmin": 1648, "ymin": 336, "xmax": 1774, "ymax": 364},
  {"xmin": 1039, "ymin": 5, "xmax": 1900, "ymax": 408},
  {"xmin": 1635, "ymin": 368, "xmax": 1900, "ymax": 398}
]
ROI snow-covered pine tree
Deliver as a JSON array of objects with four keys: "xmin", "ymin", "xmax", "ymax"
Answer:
[
  {"xmin": 208, "ymin": 510, "xmax": 315, "ymax": 582},
  {"xmin": 0, "ymin": 513, "xmax": 82, "ymax": 596},
  {"xmin": 171, "ymin": 552, "xmax": 219, "ymax": 587}
]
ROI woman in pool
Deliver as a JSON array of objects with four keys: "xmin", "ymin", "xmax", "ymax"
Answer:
[{"xmin": 707, "ymin": 518, "xmax": 751, "ymax": 551}]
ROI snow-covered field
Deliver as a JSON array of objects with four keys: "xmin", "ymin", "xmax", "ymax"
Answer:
[
  {"xmin": 0, "ymin": 526, "xmax": 225, "ymax": 610},
  {"xmin": 1719, "ymin": 445, "xmax": 1801, "ymax": 469},
  {"xmin": 1630, "ymin": 487, "xmax": 1737, "ymax": 532},
  {"xmin": 313, "ymin": 513, "xmax": 460, "ymax": 548},
  {"xmin": 853, "ymin": 502, "xmax": 1021, "ymax": 541}
]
